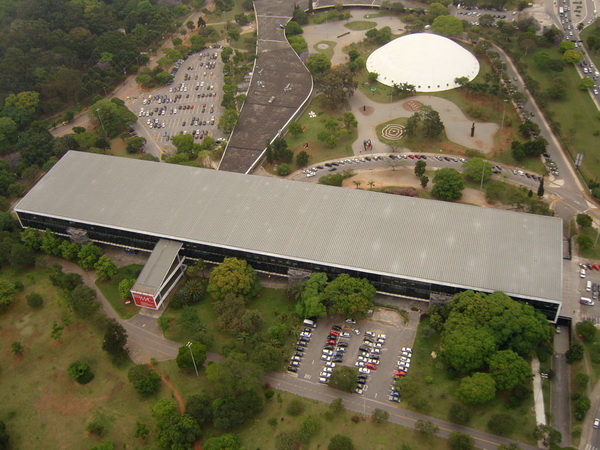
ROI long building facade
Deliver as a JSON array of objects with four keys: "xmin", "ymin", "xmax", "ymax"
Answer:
[{"xmin": 15, "ymin": 152, "xmax": 563, "ymax": 320}]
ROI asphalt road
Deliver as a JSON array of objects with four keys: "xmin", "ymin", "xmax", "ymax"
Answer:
[
  {"xmin": 551, "ymin": 331, "xmax": 571, "ymax": 446},
  {"xmin": 265, "ymin": 371, "xmax": 539, "ymax": 450}
]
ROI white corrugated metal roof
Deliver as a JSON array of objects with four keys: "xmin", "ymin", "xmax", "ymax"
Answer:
[
  {"xmin": 15, "ymin": 151, "xmax": 562, "ymax": 302},
  {"xmin": 133, "ymin": 239, "xmax": 182, "ymax": 295}
]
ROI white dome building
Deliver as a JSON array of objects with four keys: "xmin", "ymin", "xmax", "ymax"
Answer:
[{"xmin": 366, "ymin": 33, "xmax": 480, "ymax": 93}]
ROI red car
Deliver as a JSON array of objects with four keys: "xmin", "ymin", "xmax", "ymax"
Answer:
[
  {"xmin": 394, "ymin": 370, "xmax": 406, "ymax": 379},
  {"xmin": 366, "ymin": 363, "xmax": 377, "ymax": 370},
  {"xmin": 329, "ymin": 330, "xmax": 340, "ymax": 337},
  {"xmin": 593, "ymin": 264, "xmax": 600, "ymax": 271},
  {"xmin": 408, "ymin": 154, "xmax": 415, "ymax": 159},
  {"xmin": 326, "ymin": 340, "xmax": 336, "ymax": 346}
]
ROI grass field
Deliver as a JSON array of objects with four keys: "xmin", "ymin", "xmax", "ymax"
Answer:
[
  {"xmin": 283, "ymin": 102, "xmax": 357, "ymax": 167},
  {"xmin": 230, "ymin": 32, "xmax": 257, "ymax": 52},
  {"xmin": 206, "ymin": 3, "xmax": 246, "ymax": 24},
  {"xmin": 579, "ymin": 226, "xmax": 600, "ymax": 259},
  {"xmin": 344, "ymin": 20, "xmax": 377, "ymax": 31},
  {"xmin": 235, "ymin": 390, "xmax": 447, "ymax": 449},
  {"xmin": 0, "ymin": 266, "xmax": 168, "ymax": 449},
  {"xmin": 407, "ymin": 317, "xmax": 537, "ymax": 445},
  {"xmin": 96, "ymin": 265, "xmax": 143, "ymax": 319},
  {"xmin": 521, "ymin": 47, "xmax": 600, "ymax": 182},
  {"xmin": 313, "ymin": 40, "xmax": 336, "ymax": 59}
]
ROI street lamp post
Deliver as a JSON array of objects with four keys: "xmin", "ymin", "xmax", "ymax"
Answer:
[
  {"xmin": 501, "ymin": 98, "xmax": 508, "ymax": 130},
  {"xmin": 186, "ymin": 341, "xmax": 199, "ymax": 377}
]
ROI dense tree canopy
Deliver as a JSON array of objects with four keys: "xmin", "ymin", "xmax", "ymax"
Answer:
[
  {"xmin": 207, "ymin": 257, "xmax": 261, "ymax": 301},
  {"xmin": 323, "ymin": 273, "xmax": 376, "ymax": 320},
  {"xmin": 488, "ymin": 350, "xmax": 531, "ymax": 391},
  {"xmin": 431, "ymin": 168, "xmax": 464, "ymax": 201},
  {"xmin": 457, "ymin": 372, "xmax": 496, "ymax": 404}
]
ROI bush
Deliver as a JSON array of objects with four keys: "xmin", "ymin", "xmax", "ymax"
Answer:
[
  {"xmin": 449, "ymin": 431, "xmax": 474, "ymax": 450},
  {"xmin": 276, "ymin": 164, "xmax": 291, "ymax": 176},
  {"xmin": 574, "ymin": 395, "xmax": 591, "ymax": 421},
  {"xmin": 575, "ymin": 373, "xmax": 590, "ymax": 389},
  {"xmin": 67, "ymin": 360, "xmax": 94, "ymax": 384},
  {"xmin": 487, "ymin": 413, "xmax": 516, "ymax": 436},
  {"xmin": 128, "ymin": 365, "xmax": 161, "ymax": 395},
  {"xmin": 371, "ymin": 408, "xmax": 389, "ymax": 424},
  {"xmin": 26, "ymin": 293, "xmax": 44, "ymax": 309},
  {"xmin": 328, "ymin": 434, "xmax": 355, "ymax": 450},
  {"xmin": 566, "ymin": 342, "xmax": 584, "ymax": 364},
  {"xmin": 264, "ymin": 389, "xmax": 275, "ymax": 400},
  {"xmin": 286, "ymin": 398, "xmax": 304, "ymax": 416},
  {"xmin": 86, "ymin": 420, "xmax": 105, "ymax": 436},
  {"xmin": 448, "ymin": 403, "xmax": 473, "ymax": 424},
  {"xmin": 576, "ymin": 321, "xmax": 597, "ymax": 342}
]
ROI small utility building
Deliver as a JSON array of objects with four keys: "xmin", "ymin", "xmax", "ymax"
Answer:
[{"xmin": 15, "ymin": 152, "xmax": 563, "ymax": 319}]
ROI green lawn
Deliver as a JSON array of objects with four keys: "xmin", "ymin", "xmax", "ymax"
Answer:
[
  {"xmin": 579, "ymin": 227, "xmax": 600, "ymax": 260},
  {"xmin": 283, "ymin": 102, "xmax": 356, "ymax": 167},
  {"xmin": 235, "ymin": 390, "xmax": 447, "ymax": 449},
  {"xmin": 0, "ymin": 266, "xmax": 169, "ymax": 449},
  {"xmin": 230, "ymin": 32, "xmax": 257, "ymax": 52},
  {"xmin": 160, "ymin": 285, "xmax": 296, "ymax": 354},
  {"xmin": 206, "ymin": 3, "xmax": 247, "ymax": 24},
  {"xmin": 407, "ymin": 317, "xmax": 537, "ymax": 445},
  {"xmin": 521, "ymin": 47, "xmax": 600, "ymax": 183},
  {"xmin": 96, "ymin": 264, "xmax": 143, "ymax": 320},
  {"xmin": 313, "ymin": 40, "xmax": 336, "ymax": 59},
  {"xmin": 344, "ymin": 20, "xmax": 377, "ymax": 31}
]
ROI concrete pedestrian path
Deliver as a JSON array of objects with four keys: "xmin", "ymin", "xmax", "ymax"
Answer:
[{"xmin": 531, "ymin": 357, "xmax": 547, "ymax": 426}]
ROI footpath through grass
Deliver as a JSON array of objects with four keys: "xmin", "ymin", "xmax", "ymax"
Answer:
[{"xmin": 407, "ymin": 317, "xmax": 537, "ymax": 445}]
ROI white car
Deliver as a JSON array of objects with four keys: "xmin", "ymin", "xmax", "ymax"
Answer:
[
  {"xmin": 319, "ymin": 372, "xmax": 331, "ymax": 378},
  {"xmin": 291, "ymin": 356, "xmax": 302, "ymax": 362},
  {"xmin": 325, "ymin": 362, "xmax": 336, "ymax": 368},
  {"xmin": 353, "ymin": 329, "xmax": 361, "ymax": 335},
  {"xmin": 402, "ymin": 347, "xmax": 412, "ymax": 353},
  {"xmin": 371, "ymin": 348, "xmax": 381, "ymax": 355},
  {"xmin": 400, "ymin": 356, "xmax": 411, "ymax": 362},
  {"xmin": 365, "ymin": 331, "xmax": 375, "ymax": 337},
  {"xmin": 355, "ymin": 361, "xmax": 365, "ymax": 367},
  {"xmin": 377, "ymin": 334, "xmax": 387, "ymax": 339},
  {"xmin": 345, "ymin": 318, "xmax": 356, "ymax": 324},
  {"xmin": 594, "ymin": 418, "xmax": 600, "ymax": 428},
  {"xmin": 300, "ymin": 331, "xmax": 311, "ymax": 338},
  {"xmin": 374, "ymin": 343, "xmax": 383, "ymax": 349},
  {"xmin": 398, "ymin": 362, "xmax": 411, "ymax": 369},
  {"xmin": 319, "ymin": 377, "xmax": 329, "ymax": 384},
  {"xmin": 355, "ymin": 388, "xmax": 364, "ymax": 395},
  {"xmin": 322, "ymin": 349, "xmax": 333, "ymax": 356},
  {"xmin": 340, "ymin": 332, "xmax": 351, "ymax": 338},
  {"xmin": 323, "ymin": 367, "xmax": 333, "ymax": 373},
  {"xmin": 359, "ymin": 367, "xmax": 371, "ymax": 374},
  {"xmin": 321, "ymin": 354, "xmax": 331, "ymax": 361},
  {"xmin": 401, "ymin": 351, "xmax": 411, "ymax": 357}
]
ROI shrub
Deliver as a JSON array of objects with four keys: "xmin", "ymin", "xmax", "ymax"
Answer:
[
  {"xmin": 264, "ymin": 389, "xmax": 274, "ymax": 400},
  {"xmin": 86, "ymin": 420, "xmax": 105, "ymax": 436},
  {"xmin": 67, "ymin": 360, "xmax": 94, "ymax": 384},
  {"xmin": 449, "ymin": 431, "xmax": 474, "ymax": 450},
  {"xmin": 576, "ymin": 321, "xmax": 597, "ymax": 342},
  {"xmin": 128, "ymin": 365, "xmax": 161, "ymax": 395},
  {"xmin": 26, "ymin": 293, "xmax": 44, "ymax": 309},
  {"xmin": 276, "ymin": 164, "xmax": 291, "ymax": 176},
  {"xmin": 566, "ymin": 342, "xmax": 584, "ymax": 364},
  {"xmin": 268, "ymin": 417, "xmax": 278, "ymax": 427},
  {"xmin": 448, "ymin": 403, "xmax": 473, "ymax": 424},
  {"xmin": 371, "ymin": 408, "xmax": 389, "ymax": 424},
  {"xmin": 286, "ymin": 398, "xmax": 304, "ymax": 416},
  {"xmin": 487, "ymin": 413, "xmax": 516, "ymax": 436},
  {"xmin": 575, "ymin": 373, "xmax": 590, "ymax": 389}
]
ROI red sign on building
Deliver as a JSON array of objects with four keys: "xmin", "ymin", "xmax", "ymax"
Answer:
[{"xmin": 131, "ymin": 291, "xmax": 158, "ymax": 309}]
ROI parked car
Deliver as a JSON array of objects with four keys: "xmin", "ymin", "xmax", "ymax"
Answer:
[
  {"xmin": 366, "ymin": 363, "xmax": 377, "ymax": 370},
  {"xmin": 287, "ymin": 366, "xmax": 298, "ymax": 373}
]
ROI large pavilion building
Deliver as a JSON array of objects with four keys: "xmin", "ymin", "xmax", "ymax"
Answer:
[{"xmin": 15, "ymin": 152, "xmax": 562, "ymax": 320}]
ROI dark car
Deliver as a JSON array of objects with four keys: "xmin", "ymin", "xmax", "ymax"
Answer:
[
  {"xmin": 332, "ymin": 325, "xmax": 342, "ymax": 331},
  {"xmin": 324, "ymin": 344, "xmax": 335, "ymax": 351},
  {"xmin": 296, "ymin": 341, "xmax": 307, "ymax": 347},
  {"xmin": 338, "ymin": 342, "xmax": 348, "ymax": 348},
  {"xmin": 295, "ymin": 347, "xmax": 305, "ymax": 352},
  {"xmin": 332, "ymin": 356, "xmax": 343, "ymax": 363},
  {"xmin": 356, "ymin": 379, "xmax": 366, "ymax": 385},
  {"xmin": 359, "ymin": 346, "xmax": 370, "ymax": 353},
  {"xmin": 287, "ymin": 366, "xmax": 298, "ymax": 373},
  {"xmin": 357, "ymin": 374, "xmax": 368, "ymax": 380},
  {"xmin": 327, "ymin": 334, "xmax": 338, "ymax": 341},
  {"xmin": 363, "ymin": 337, "xmax": 374, "ymax": 343},
  {"xmin": 370, "ymin": 354, "xmax": 380, "ymax": 360},
  {"xmin": 294, "ymin": 352, "xmax": 303, "ymax": 357},
  {"xmin": 299, "ymin": 336, "xmax": 310, "ymax": 342}
]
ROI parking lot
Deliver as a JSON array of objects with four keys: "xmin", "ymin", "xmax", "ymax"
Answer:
[
  {"xmin": 287, "ymin": 309, "xmax": 418, "ymax": 403},
  {"xmin": 129, "ymin": 46, "xmax": 227, "ymax": 150},
  {"xmin": 579, "ymin": 262, "xmax": 600, "ymax": 306}
]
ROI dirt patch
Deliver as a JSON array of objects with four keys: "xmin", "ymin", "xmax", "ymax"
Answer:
[
  {"xmin": 371, "ymin": 307, "xmax": 404, "ymax": 327},
  {"xmin": 36, "ymin": 391, "xmax": 103, "ymax": 416},
  {"xmin": 402, "ymin": 100, "xmax": 423, "ymax": 111}
]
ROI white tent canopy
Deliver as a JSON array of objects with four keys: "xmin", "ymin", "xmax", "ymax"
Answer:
[{"xmin": 366, "ymin": 33, "xmax": 480, "ymax": 93}]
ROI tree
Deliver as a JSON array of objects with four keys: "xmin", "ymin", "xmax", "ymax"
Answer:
[
  {"xmin": 186, "ymin": 392, "xmax": 213, "ymax": 425},
  {"xmin": 295, "ymin": 272, "xmax": 328, "ymax": 318},
  {"xmin": 577, "ymin": 234, "xmax": 594, "ymax": 251},
  {"xmin": 415, "ymin": 420, "xmax": 439, "ymax": 438},
  {"xmin": 449, "ymin": 431, "xmax": 475, "ymax": 450},
  {"xmin": 371, "ymin": 408, "xmax": 389, "ymax": 424},
  {"xmin": 442, "ymin": 327, "xmax": 496, "ymax": 373},
  {"xmin": 128, "ymin": 364, "xmax": 161, "ymax": 395},
  {"xmin": 414, "ymin": 160, "xmax": 427, "ymax": 178},
  {"xmin": 576, "ymin": 320, "xmax": 597, "ymax": 342},
  {"xmin": 218, "ymin": 109, "xmax": 239, "ymax": 133},
  {"xmin": 152, "ymin": 399, "xmax": 179, "ymax": 419},
  {"xmin": 563, "ymin": 49, "xmax": 583, "ymax": 64},
  {"xmin": 277, "ymin": 164, "xmax": 291, "ymax": 176},
  {"xmin": 534, "ymin": 424, "xmax": 562, "ymax": 448},
  {"xmin": 11, "ymin": 341, "xmax": 24, "ymax": 355},
  {"xmin": 134, "ymin": 422, "xmax": 149, "ymax": 440},
  {"xmin": 577, "ymin": 213, "xmax": 593, "ymax": 228},
  {"xmin": 431, "ymin": 15, "xmax": 463, "ymax": 37},
  {"xmin": 94, "ymin": 255, "xmax": 117, "ymax": 281},
  {"xmin": 10, "ymin": 243, "xmax": 36, "ymax": 271},
  {"xmin": 579, "ymin": 77, "xmax": 596, "ymax": 90},
  {"xmin": 289, "ymin": 122, "xmax": 303, "ymax": 136},
  {"xmin": 126, "ymin": 136, "xmax": 146, "ymax": 154},
  {"xmin": 342, "ymin": 112, "xmax": 358, "ymax": 128},
  {"xmin": 204, "ymin": 433, "xmax": 241, "ymax": 450},
  {"xmin": 41, "ymin": 229, "xmax": 61, "ymax": 255},
  {"xmin": 78, "ymin": 242, "xmax": 102, "ymax": 270},
  {"xmin": 420, "ymin": 175, "xmax": 429, "ymax": 188},
  {"xmin": 69, "ymin": 284, "xmax": 100, "ymax": 319},
  {"xmin": 448, "ymin": 403, "xmax": 473, "ymax": 424},
  {"xmin": 155, "ymin": 413, "xmax": 201, "ymax": 450},
  {"xmin": 102, "ymin": 319, "xmax": 128, "ymax": 361},
  {"xmin": 457, "ymin": 372, "xmax": 496, "ymax": 404},
  {"xmin": 323, "ymin": 273, "xmax": 376, "ymax": 319},
  {"xmin": 537, "ymin": 177, "xmax": 544, "ymax": 197},
  {"xmin": 176, "ymin": 342, "xmax": 207, "ymax": 371},
  {"xmin": 208, "ymin": 257, "xmax": 261, "ymax": 301},
  {"xmin": 205, "ymin": 353, "xmax": 262, "ymax": 398},
  {"xmin": 328, "ymin": 434, "xmax": 354, "ymax": 450},
  {"xmin": 0, "ymin": 420, "xmax": 8, "ymax": 449},
  {"xmin": 298, "ymin": 414, "xmax": 321, "ymax": 443},
  {"xmin": 518, "ymin": 120, "xmax": 540, "ymax": 139},
  {"xmin": 487, "ymin": 413, "xmax": 516, "ymax": 436},
  {"xmin": 488, "ymin": 350, "xmax": 531, "ymax": 391},
  {"xmin": 462, "ymin": 158, "xmax": 492, "ymax": 183},
  {"xmin": 67, "ymin": 360, "xmax": 94, "ymax": 384},
  {"xmin": 26, "ymin": 292, "xmax": 44, "ymax": 309},
  {"xmin": 285, "ymin": 21, "xmax": 303, "ymax": 36},
  {"xmin": 329, "ymin": 366, "xmax": 358, "ymax": 393},
  {"xmin": 118, "ymin": 278, "xmax": 136, "ymax": 300},
  {"xmin": 432, "ymin": 168, "xmax": 464, "ymax": 201},
  {"xmin": 0, "ymin": 278, "xmax": 16, "ymax": 311},
  {"xmin": 422, "ymin": 107, "xmax": 445, "ymax": 138},
  {"xmin": 20, "ymin": 227, "xmax": 41, "ymax": 250},
  {"xmin": 296, "ymin": 150, "xmax": 309, "ymax": 167},
  {"xmin": 315, "ymin": 65, "xmax": 357, "ymax": 110}
]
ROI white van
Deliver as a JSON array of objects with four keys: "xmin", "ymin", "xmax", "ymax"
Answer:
[
  {"xmin": 303, "ymin": 319, "xmax": 317, "ymax": 328},
  {"xmin": 587, "ymin": 280, "xmax": 593, "ymax": 291},
  {"xmin": 580, "ymin": 297, "xmax": 595, "ymax": 305}
]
